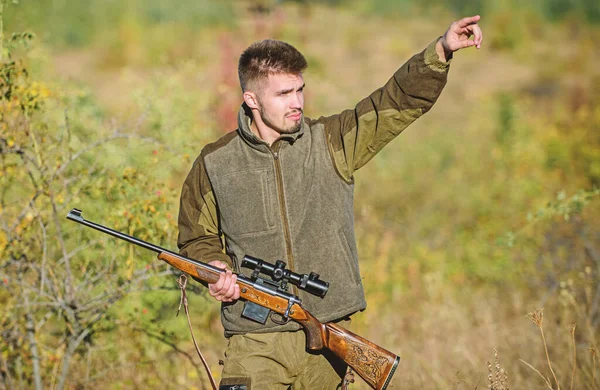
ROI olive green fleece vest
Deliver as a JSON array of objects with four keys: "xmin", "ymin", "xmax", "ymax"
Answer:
[
  {"xmin": 179, "ymin": 38, "xmax": 450, "ymax": 337},
  {"xmin": 203, "ymin": 107, "xmax": 365, "ymax": 336}
]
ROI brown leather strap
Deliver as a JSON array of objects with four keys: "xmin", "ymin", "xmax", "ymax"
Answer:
[{"xmin": 177, "ymin": 274, "xmax": 218, "ymax": 390}]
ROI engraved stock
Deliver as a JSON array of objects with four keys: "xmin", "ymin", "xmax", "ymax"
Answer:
[
  {"xmin": 324, "ymin": 323, "xmax": 399, "ymax": 390},
  {"xmin": 347, "ymin": 340, "xmax": 391, "ymax": 384}
]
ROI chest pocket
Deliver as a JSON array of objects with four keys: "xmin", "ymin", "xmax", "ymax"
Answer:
[{"xmin": 214, "ymin": 168, "xmax": 276, "ymax": 237}]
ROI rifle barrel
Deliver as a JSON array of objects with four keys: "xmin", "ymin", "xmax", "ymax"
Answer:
[
  {"xmin": 66, "ymin": 208, "xmax": 221, "ymax": 274},
  {"xmin": 67, "ymin": 208, "xmax": 168, "ymax": 253}
]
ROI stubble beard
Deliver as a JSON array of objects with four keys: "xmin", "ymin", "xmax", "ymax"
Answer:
[{"xmin": 260, "ymin": 106, "xmax": 302, "ymax": 135}]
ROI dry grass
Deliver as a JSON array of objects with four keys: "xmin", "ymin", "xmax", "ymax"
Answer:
[
  {"xmin": 3, "ymin": 1, "xmax": 599, "ymax": 389},
  {"xmin": 525, "ymin": 308, "xmax": 561, "ymax": 389},
  {"xmin": 488, "ymin": 348, "xmax": 509, "ymax": 390}
]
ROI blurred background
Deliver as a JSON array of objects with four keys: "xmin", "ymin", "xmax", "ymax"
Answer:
[{"xmin": 1, "ymin": 0, "xmax": 599, "ymax": 388}]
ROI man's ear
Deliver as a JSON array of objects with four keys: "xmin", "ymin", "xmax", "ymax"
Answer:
[{"xmin": 243, "ymin": 91, "xmax": 260, "ymax": 110}]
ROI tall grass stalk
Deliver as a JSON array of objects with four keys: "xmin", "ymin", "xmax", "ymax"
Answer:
[
  {"xmin": 591, "ymin": 348, "xmax": 597, "ymax": 385},
  {"xmin": 525, "ymin": 308, "xmax": 561, "ymax": 390},
  {"xmin": 569, "ymin": 324, "xmax": 576, "ymax": 390},
  {"xmin": 519, "ymin": 359, "xmax": 553, "ymax": 389},
  {"xmin": 539, "ymin": 316, "xmax": 560, "ymax": 389}
]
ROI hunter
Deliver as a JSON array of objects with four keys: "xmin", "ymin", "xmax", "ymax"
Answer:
[{"xmin": 178, "ymin": 15, "xmax": 483, "ymax": 389}]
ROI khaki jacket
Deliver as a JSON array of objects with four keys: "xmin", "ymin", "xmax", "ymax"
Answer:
[{"xmin": 178, "ymin": 39, "xmax": 450, "ymax": 336}]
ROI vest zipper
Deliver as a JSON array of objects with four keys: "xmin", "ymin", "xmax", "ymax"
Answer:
[{"xmin": 271, "ymin": 144, "xmax": 298, "ymax": 296}]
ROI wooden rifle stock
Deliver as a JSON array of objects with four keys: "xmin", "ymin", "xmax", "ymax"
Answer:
[
  {"xmin": 159, "ymin": 251, "xmax": 400, "ymax": 390},
  {"xmin": 67, "ymin": 209, "xmax": 400, "ymax": 390},
  {"xmin": 322, "ymin": 323, "xmax": 399, "ymax": 389}
]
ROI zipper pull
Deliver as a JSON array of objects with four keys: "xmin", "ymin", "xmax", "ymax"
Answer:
[{"xmin": 273, "ymin": 151, "xmax": 279, "ymax": 160}]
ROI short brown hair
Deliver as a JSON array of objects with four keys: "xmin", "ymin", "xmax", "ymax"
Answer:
[{"xmin": 238, "ymin": 39, "xmax": 307, "ymax": 92}]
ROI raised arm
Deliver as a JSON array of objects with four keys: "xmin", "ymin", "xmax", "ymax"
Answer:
[{"xmin": 313, "ymin": 16, "xmax": 483, "ymax": 182}]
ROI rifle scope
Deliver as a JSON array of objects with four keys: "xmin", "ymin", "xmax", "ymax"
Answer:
[{"xmin": 242, "ymin": 255, "xmax": 329, "ymax": 298}]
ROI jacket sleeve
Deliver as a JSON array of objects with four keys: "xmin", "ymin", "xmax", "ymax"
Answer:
[
  {"xmin": 312, "ymin": 38, "xmax": 451, "ymax": 182},
  {"xmin": 177, "ymin": 154, "xmax": 233, "ymax": 269}
]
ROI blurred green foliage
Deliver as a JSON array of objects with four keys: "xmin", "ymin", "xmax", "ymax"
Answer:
[
  {"xmin": 5, "ymin": 0, "xmax": 235, "ymax": 48},
  {"xmin": 1, "ymin": 0, "xmax": 599, "ymax": 388},
  {"xmin": 3, "ymin": 0, "xmax": 600, "ymax": 52}
]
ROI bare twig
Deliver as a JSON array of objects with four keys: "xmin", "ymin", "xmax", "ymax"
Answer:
[
  {"xmin": 62, "ymin": 109, "xmax": 72, "ymax": 161},
  {"xmin": 129, "ymin": 325, "xmax": 206, "ymax": 381},
  {"xmin": 52, "ymin": 131, "xmax": 160, "ymax": 180},
  {"xmin": 569, "ymin": 324, "xmax": 576, "ymax": 390},
  {"xmin": 19, "ymin": 266, "xmax": 43, "ymax": 390},
  {"xmin": 35, "ymin": 311, "xmax": 54, "ymax": 332},
  {"xmin": 48, "ymin": 343, "xmax": 65, "ymax": 390},
  {"xmin": 49, "ymin": 191, "xmax": 75, "ymax": 302},
  {"xmin": 31, "ymin": 202, "xmax": 48, "ymax": 295},
  {"xmin": 0, "ymin": 344, "xmax": 14, "ymax": 389},
  {"xmin": 519, "ymin": 359, "xmax": 553, "ymax": 390},
  {"xmin": 591, "ymin": 348, "xmax": 597, "ymax": 384},
  {"xmin": 540, "ymin": 325, "xmax": 560, "ymax": 389},
  {"xmin": 528, "ymin": 308, "xmax": 561, "ymax": 390},
  {"xmin": 8, "ymin": 189, "xmax": 43, "ymax": 233}
]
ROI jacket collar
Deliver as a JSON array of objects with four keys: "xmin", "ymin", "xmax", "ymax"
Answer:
[{"xmin": 236, "ymin": 103, "xmax": 306, "ymax": 152}]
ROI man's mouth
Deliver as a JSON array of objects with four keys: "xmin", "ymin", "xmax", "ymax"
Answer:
[{"xmin": 287, "ymin": 112, "xmax": 302, "ymax": 121}]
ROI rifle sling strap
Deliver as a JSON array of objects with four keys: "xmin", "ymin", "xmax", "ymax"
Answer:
[
  {"xmin": 177, "ymin": 274, "xmax": 218, "ymax": 390},
  {"xmin": 176, "ymin": 274, "xmax": 354, "ymax": 390}
]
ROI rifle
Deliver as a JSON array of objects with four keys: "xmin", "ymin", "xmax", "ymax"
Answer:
[{"xmin": 66, "ymin": 208, "xmax": 400, "ymax": 390}]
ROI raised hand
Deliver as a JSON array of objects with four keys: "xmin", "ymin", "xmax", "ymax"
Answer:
[{"xmin": 437, "ymin": 15, "xmax": 483, "ymax": 60}]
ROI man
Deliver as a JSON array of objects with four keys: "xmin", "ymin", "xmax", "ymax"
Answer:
[{"xmin": 178, "ymin": 15, "xmax": 483, "ymax": 389}]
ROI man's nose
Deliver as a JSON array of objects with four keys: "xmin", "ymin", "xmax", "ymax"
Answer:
[{"xmin": 290, "ymin": 93, "xmax": 303, "ymax": 110}]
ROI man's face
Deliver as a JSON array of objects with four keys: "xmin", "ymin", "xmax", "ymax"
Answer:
[{"xmin": 254, "ymin": 72, "xmax": 305, "ymax": 135}]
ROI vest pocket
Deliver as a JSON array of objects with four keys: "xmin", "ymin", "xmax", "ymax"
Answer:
[
  {"xmin": 216, "ymin": 169, "xmax": 276, "ymax": 237},
  {"xmin": 337, "ymin": 227, "xmax": 361, "ymax": 285}
]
